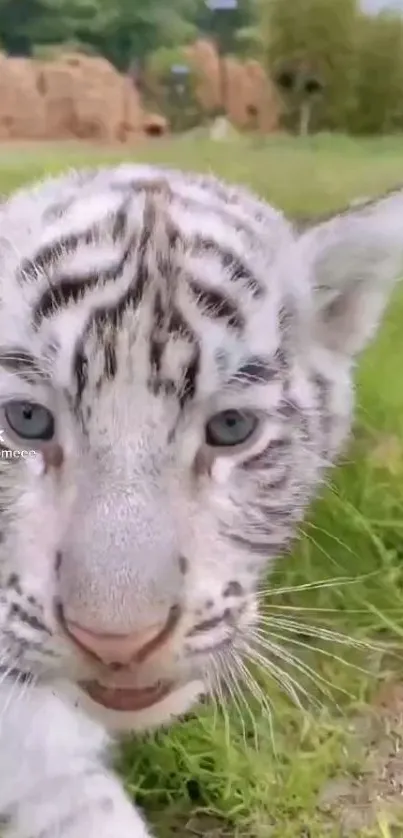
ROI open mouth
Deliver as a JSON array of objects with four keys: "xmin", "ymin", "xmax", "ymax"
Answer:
[{"xmin": 81, "ymin": 679, "xmax": 174, "ymax": 712}]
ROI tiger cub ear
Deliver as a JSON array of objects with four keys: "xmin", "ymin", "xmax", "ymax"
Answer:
[{"xmin": 297, "ymin": 189, "xmax": 403, "ymax": 356}]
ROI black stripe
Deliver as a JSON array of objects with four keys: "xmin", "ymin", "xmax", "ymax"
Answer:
[
  {"xmin": 192, "ymin": 236, "xmax": 263, "ymax": 296},
  {"xmin": 168, "ymin": 308, "xmax": 194, "ymax": 340},
  {"xmin": 273, "ymin": 347, "xmax": 288, "ymax": 371},
  {"xmin": 33, "ymin": 233, "xmax": 138, "ymax": 327},
  {"xmin": 89, "ymin": 257, "xmax": 145, "ymax": 335},
  {"xmin": 34, "ymin": 276, "xmax": 98, "ymax": 326},
  {"xmin": 189, "ymin": 614, "xmax": 225, "ymax": 634},
  {"xmin": 149, "ymin": 338, "xmax": 163, "ymax": 374},
  {"xmin": 19, "ymin": 232, "xmax": 90, "ymax": 284},
  {"xmin": 153, "ymin": 290, "xmax": 165, "ymax": 328},
  {"xmin": 9, "ymin": 602, "xmax": 50, "ymax": 633},
  {"xmin": 149, "ymin": 293, "xmax": 166, "ymax": 381},
  {"xmin": 6, "ymin": 573, "xmax": 22, "ymax": 593},
  {"xmin": 242, "ymin": 438, "xmax": 290, "ymax": 471},
  {"xmin": 110, "ymin": 177, "xmax": 173, "ymax": 197},
  {"xmin": 149, "ymin": 376, "xmax": 176, "ymax": 398},
  {"xmin": 263, "ymin": 473, "xmax": 289, "ymax": 490},
  {"xmin": 104, "ymin": 341, "xmax": 117, "ymax": 380},
  {"xmin": 180, "ymin": 349, "xmax": 200, "ymax": 407},
  {"xmin": 111, "ymin": 206, "xmax": 128, "ymax": 241},
  {"xmin": 84, "ymin": 201, "xmax": 154, "ymax": 338},
  {"xmin": 73, "ymin": 348, "xmax": 88, "ymax": 407},
  {"xmin": 229, "ymin": 533, "xmax": 287, "ymax": 556},
  {"xmin": 231, "ymin": 356, "xmax": 279, "ymax": 387},
  {"xmin": 188, "ymin": 280, "xmax": 244, "ymax": 332},
  {"xmin": 0, "ymin": 348, "xmax": 46, "ymax": 381},
  {"xmin": 279, "ymin": 303, "xmax": 294, "ymax": 333},
  {"xmin": 70, "ymin": 201, "xmax": 156, "ymax": 405},
  {"xmin": 20, "ymin": 205, "xmax": 129, "ymax": 287},
  {"xmin": 0, "ymin": 665, "xmax": 34, "ymax": 684}
]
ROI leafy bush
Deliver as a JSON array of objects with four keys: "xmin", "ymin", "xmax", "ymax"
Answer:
[{"xmin": 32, "ymin": 40, "xmax": 99, "ymax": 60}]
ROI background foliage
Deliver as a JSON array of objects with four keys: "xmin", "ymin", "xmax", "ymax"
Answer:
[{"xmin": 1, "ymin": 0, "xmax": 403, "ymax": 134}]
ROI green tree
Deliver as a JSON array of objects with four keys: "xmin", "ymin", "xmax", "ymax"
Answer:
[
  {"xmin": 195, "ymin": 0, "xmax": 256, "ymax": 53},
  {"xmin": 0, "ymin": 0, "xmax": 51, "ymax": 54},
  {"xmin": 0, "ymin": 0, "xmax": 201, "ymax": 69},
  {"xmin": 0, "ymin": 0, "xmax": 110, "ymax": 54},
  {"xmin": 86, "ymin": 0, "xmax": 199, "ymax": 70},
  {"xmin": 351, "ymin": 11, "xmax": 403, "ymax": 134},
  {"xmin": 258, "ymin": 0, "xmax": 361, "ymax": 131}
]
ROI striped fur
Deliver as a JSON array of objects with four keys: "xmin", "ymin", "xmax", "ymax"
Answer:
[{"xmin": 0, "ymin": 163, "xmax": 402, "ymax": 838}]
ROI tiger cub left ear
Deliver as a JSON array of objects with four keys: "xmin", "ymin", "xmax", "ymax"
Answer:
[{"xmin": 297, "ymin": 188, "xmax": 403, "ymax": 356}]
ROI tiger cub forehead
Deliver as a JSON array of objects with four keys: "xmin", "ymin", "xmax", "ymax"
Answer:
[{"xmin": 0, "ymin": 164, "xmax": 301, "ymax": 410}]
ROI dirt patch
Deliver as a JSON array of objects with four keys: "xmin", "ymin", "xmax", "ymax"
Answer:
[
  {"xmin": 0, "ymin": 51, "xmax": 168, "ymax": 143},
  {"xmin": 0, "ymin": 53, "xmax": 46, "ymax": 140},
  {"xmin": 148, "ymin": 812, "xmax": 233, "ymax": 838},
  {"xmin": 37, "ymin": 52, "xmax": 144, "ymax": 142},
  {"xmin": 319, "ymin": 682, "xmax": 403, "ymax": 833}
]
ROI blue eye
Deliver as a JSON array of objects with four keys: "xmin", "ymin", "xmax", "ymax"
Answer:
[
  {"xmin": 4, "ymin": 401, "xmax": 55, "ymax": 441},
  {"xmin": 205, "ymin": 410, "xmax": 258, "ymax": 448}
]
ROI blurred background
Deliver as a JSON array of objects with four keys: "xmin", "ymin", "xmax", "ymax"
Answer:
[{"xmin": 2, "ymin": 0, "xmax": 403, "ymax": 141}]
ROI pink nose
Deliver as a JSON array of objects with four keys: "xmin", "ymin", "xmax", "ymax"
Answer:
[{"xmin": 62, "ymin": 605, "xmax": 181, "ymax": 666}]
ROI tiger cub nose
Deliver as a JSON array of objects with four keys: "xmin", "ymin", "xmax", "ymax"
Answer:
[{"xmin": 61, "ymin": 605, "xmax": 181, "ymax": 665}]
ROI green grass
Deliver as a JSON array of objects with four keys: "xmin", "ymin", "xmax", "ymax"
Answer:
[{"xmin": 7, "ymin": 133, "xmax": 403, "ymax": 837}]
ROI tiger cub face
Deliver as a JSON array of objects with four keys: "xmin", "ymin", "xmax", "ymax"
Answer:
[{"xmin": 0, "ymin": 165, "xmax": 401, "ymax": 730}]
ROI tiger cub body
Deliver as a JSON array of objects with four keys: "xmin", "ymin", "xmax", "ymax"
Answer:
[{"xmin": 0, "ymin": 164, "xmax": 401, "ymax": 837}]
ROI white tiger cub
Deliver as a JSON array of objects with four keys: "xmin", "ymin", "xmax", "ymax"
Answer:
[{"xmin": 0, "ymin": 163, "xmax": 401, "ymax": 838}]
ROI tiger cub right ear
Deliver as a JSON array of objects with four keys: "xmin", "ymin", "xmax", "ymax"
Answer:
[{"xmin": 297, "ymin": 188, "xmax": 403, "ymax": 356}]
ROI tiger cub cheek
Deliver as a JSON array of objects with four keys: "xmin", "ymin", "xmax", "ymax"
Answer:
[{"xmin": 211, "ymin": 457, "xmax": 235, "ymax": 485}]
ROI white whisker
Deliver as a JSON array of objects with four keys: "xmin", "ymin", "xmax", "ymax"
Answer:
[
  {"xmin": 257, "ymin": 614, "xmax": 383, "ymax": 652},
  {"xmin": 247, "ymin": 632, "xmax": 354, "ymax": 705},
  {"xmin": 217, "ymin": 652, "xmax": 250, "ymax": 749},
  {"xmin": 253, "ymin": 626, "xmax": 375, "ymax": 678},
  {"xmin": 255, "ymin": 575, "xmax": 373, "ymax": 599},
  {"xmin": 210, "ymin": 656, "xmax": 232, "ymax": 750},
  {"xmin": 231, "ymin": 653, "xmax": 277, "ymax": 755},
  {"xmin": 223, "ymin": 651, "xmax": 261, "ymax": 751},
  {"xmin": 238, "ymin": 638, "xmax": 320, "ymax": 712}
]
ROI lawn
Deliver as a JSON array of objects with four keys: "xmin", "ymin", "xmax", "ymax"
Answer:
[{"xmin": 5, "ymin": 133, "xmax": 403, "ymax": 837}]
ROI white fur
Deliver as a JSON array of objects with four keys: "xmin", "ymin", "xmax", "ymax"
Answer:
[{"xmin": 0, "ymin": 167, "xmax": 401, "ymax": 838}]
